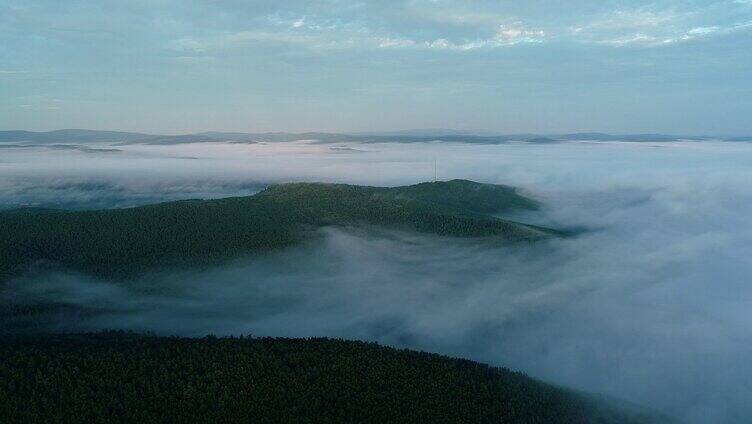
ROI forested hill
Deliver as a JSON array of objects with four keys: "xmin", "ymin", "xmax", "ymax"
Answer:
[
  {"xmin": 0, "ymin": 332, "xmax": 668, "ymax": 423},
  {"xmin": 0, "ymin": 180, "xmax": 553, "ymax": 281}
]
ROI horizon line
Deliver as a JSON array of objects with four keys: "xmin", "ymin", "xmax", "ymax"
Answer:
[{"xmin": 1, "ymin": 128, "xmax": 749, "ymax": 139}]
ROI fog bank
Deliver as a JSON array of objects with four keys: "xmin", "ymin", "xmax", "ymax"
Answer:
[{"xmin": 3, "ymin": 139, "xmax": 752, "ymax": 423}]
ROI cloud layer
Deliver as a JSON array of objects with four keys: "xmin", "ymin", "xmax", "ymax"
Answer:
[{"xmin": 3, "ymin": 139, "xmax": 752, "ymax": 423}]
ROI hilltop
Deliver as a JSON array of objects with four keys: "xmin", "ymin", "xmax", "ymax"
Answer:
[
  {"xmin": 0, "ymin": 128, "xmax": 735, "ymax": 145},
  {"xmin": 0, "ymin": 180, "xmax": 551, "ymax": 281},
  {"xmin": 0, "ymin": 332, "xmax": 668, "ymax": 423}
]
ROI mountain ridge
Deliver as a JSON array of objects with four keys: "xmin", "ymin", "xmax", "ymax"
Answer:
[
  {"xmin": 0, "ymin": 128, "xmax": 741, "ymax": 145},
  {"xmin": 0, "ymin": 179, "xmax": 551, "ymax": 282},
  {"xmin": 0, "ymin": 332, "xmax": 671, "ymax": 423}
]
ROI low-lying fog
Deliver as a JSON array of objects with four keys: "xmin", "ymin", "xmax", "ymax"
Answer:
[{"xmin": 2, "ymin": 139, "xmax": 752, "ymax": 423}]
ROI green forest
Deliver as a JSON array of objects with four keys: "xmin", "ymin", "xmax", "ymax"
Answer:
[
  {"xmin": 0, "ymin": 179, "xmax": 553, "ymax": 282},
  {"xmin": 0, "ymin": 332, "xmax": 665, "ymax": 423}
]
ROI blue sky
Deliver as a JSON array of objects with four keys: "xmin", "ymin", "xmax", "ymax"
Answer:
[{"xmin": 1, "ymin": 0, "xmax": 751, "ymax": 134}]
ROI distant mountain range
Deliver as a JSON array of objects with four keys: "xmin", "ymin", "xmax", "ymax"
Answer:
[{"xmin": 0, "ymin": 128, "xmax": 744, "ymax": 145}]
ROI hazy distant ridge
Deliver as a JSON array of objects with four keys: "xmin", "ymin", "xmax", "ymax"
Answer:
[{"xmin": 0, "ymin": 129, "xmax": 736, "ymax": 145}]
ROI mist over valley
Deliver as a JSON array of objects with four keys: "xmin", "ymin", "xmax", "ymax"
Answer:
[{"xmin": 2, "ymin": 137, "xmax": 752, "ymax": 422}]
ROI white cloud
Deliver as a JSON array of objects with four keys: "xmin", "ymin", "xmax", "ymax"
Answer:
[
  {"xmin": 578, "ymin": 5, "xmax": 752, "ymax": 48},
  {"xmin": 413, "ymin": 23, "xmax": 545, "ymax": 51},
  {"xmin": 608, "ymin": 9, "xmax": 679, "ymax": 28},
  {"xmin": 264, "ymin": 13, "xmax": 341, "ymax": 32},
  {"xmin": 677, "ymin": 20, "xmax": 752, "ymax": 41},
  {"xmin": 598, "ymin": 33, "xmax": 663, "ymax": 47},
  {"xmin": 494, "ymin": 24, "xmax": 546, "ymax": 45},
  {"xmin": 603, "ymin": 19, "xmax": 752, "ymax": 46},
  {"xmin": 686, "ymin": 26, "xmax": 720, "ymax": 36},
  {"xmin": 427, "ymin": 38, "xmax": 452, "ymax": 49},
  {"xmin": 377, "ymin": 37, "xmax": 416, "ymax": 48},
  {"xmin": 164, "ymin": 4, "xmax": 749, "ymax": 54}
]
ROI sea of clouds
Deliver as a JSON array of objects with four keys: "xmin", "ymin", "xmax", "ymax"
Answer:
[{"xmin": 2, "ymin": 139, "xmax": 752, "ymax": 423}]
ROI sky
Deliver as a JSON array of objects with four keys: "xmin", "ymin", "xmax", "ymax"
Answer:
[{"xmin": 1, "ymin": 0, "xmax": 751, "ymax": 135}]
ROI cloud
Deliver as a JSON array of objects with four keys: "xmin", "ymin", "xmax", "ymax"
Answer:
[
  {"xmin": 574, "ymin": 6, "xmax": 752, "ymax": 47},
  {"xmin": 264, "ymin": 13, "xmax": 343, "ymax": 31},
  {"xmin": 593, "ymin": 9, "xmax": 680, "ymax": 30},
  {"xmin": 403, "ymin": 4, "xmax": 747, "ymax": 50},
  {"xmin": 377, "ymin": 37, "xmax": 416, "ymax": 48},
  {"xmin": 574, "ymin": 8, "xmax": 682, "ymax": 46},
  {"xmin": 494, "ymin": 23, "xmax": 546, "ymax": 44},
  {"xmin": 168, "ymin": 31, "xmax": 321, "ymax": 53},
  {"xmin": 175, "ymin": 20, "xmax": 546, "ymax": 53},
  {"xmin": 163, "ymin": 3, "xmax": 746, "ymax": 54},
  {"xmin": 4, "ymin": 139, "xmax": 752, "ymax": 423},
  {"xmin": 597, "ymin": 33, "xmax": 665, "ymax": 47},
  {"xmin": 377, "ymin": 22, "xmax": 545, "ymax": 51},
  {"xmin": 595, "ymin": 19, "xmax": 752, "ymax": 47}
]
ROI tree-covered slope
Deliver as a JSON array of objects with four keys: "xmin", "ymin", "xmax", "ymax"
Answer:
[
  {"xmin": 0, "ymin": 332, "xmax": 665, "ymax": 423},
  {"xmin": 0, "ymin": 180, "xmax": 551, "ymax": 281}
]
